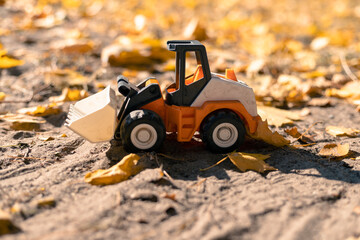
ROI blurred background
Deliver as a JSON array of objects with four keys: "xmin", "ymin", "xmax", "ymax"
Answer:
[{"xmin": 1, "ymin": 0, "xmax": 360, "ymax": 110}]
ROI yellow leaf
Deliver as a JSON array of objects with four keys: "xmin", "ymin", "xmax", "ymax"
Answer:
[
  {"xmin": 326, "ymin": 81, "xmax": 360, "ymax": 104},
  {"xmin": 163, "ymin": 61, "xmax": 176, "ymax": 71},
  {"xmin": 44, "ymin": 69, "xmax": 88, "ymax": 89},
  {"xmin": 107, "ymin": 48, "xmax": 153, "ymax": 68},
  {"xmin": 227, "ymin": 152, "xmax": 276, "ymax": 173},
  {"xmin": 0, "ymin": 92, "xmax": 5, "ymax": 101},
  {"xmin": 319, "ymin": 143, "xmax": 350, "ymax": 158},
  {"xmin": 61, "ymin": 0, "xmax": 82, "ymax": 8},
  {"xmin": 59, "ymin": 133, "xmax": 68, "ymax": 137},
  {"xmin": 17, "ymin": 103, "xmax": 62, "ymax": 117},
  {"xmin": 183, "ymin": 18, "xmax": 208, "ymax": 41},
  {"xmin": 323, "ymin": 29, "xmax": 354, "ymax": 46},
  {"xmin": 95, "ymin": 82, "xmax": 106, "ymax": 90},
  {"xmin": 325, "ymin": 126, "xmax": 360, "ymax": 137},
  {"xmin": 61, "ymin": 41, "xmax": 94, "ymax": 54},
  {"xmin": 0, "ymin": 210, "xmax": 20, "ymax": 236},
  {"xmin": 283, "ymin": 39, "xmax": 303, "ymax": 53},
  {"xmin": 0, "ymin": 114, "xmax": 45, "ymax": 131},
  {"xmin": 85, "ymin": 154, "xmax": 143, "ymax": 185},
  {"xmin": 303, "ymin": 70, "xmax": 326, "ymax": 79},
  {"xmin": 67, "ymin": 88, "xmax": 88, "ymax": 101},
  {"xmin": 49, "ymin": 88, "xmax": 89, "ymax": 102},
  {"xmin": 257, "ymin": 106, "xmax": 301, "ymax": 127},
  {"xmin": 249, "ymin": 119, "xmax": 290, "ymax": 147},
  {"xmin": 0, "ymin": 56, "xmax": 24, "ymax": 69},
  {"xmin": 101, "ymin": 37, "xmax": 173, "ymax": 69}
]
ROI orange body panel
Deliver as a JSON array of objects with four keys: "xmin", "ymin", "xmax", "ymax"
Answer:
[
  {"xmin": 225, "ymin": 69, "xmax": 237, "ymax": 81},
  {"xmin": 142, "ymin": 97, "xmax": 259, "ymax": 142},
  {"xmin": 141, "ymin": 97, "xmax": 165, "ymax": 121}
]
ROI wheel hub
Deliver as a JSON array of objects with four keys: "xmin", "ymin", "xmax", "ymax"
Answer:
[
  {"xmin": 218, "ymin": 127, "xmax": 231, "ymax": 141},
  {"xmin": 130, "ymin": 123, "xmax": 158, "ymax": 150},
  {"xmin": 137, "ymin": 128, "xmax": 151, "ymax": 143},
  {"xmin": 212, "ymin": 122, "xmax": 238, "ymax": 148}
]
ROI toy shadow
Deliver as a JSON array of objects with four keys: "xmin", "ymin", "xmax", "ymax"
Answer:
[{"xmin": 106, "ymin": 135, "xmax": 360, "ymax": 184}]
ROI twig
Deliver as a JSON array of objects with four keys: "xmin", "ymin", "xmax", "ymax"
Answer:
[
  {"xmin": 5, "ymin": 156, "xmax": 46, "ymax": 160},
  {"xmin": 339, "ymin": 54, "xmax": 359, "ymax": 82},
  {"xmin": 200, "ymin": 156, "xmax": 228, "ymax": 171},
  {"xmin": 162, "ymin": 169, "xmax": 175, "ymax": 182},
  {"xmin": 188, "ymin": 178, "xmax": 207, "ymax": 188},
  {"xmin": 152, "ymin": 153, "xmax": 178, "ymax": 186},
  {"xmin": 24, "ymin": 148, "xmax": 31, "ymax": 157},
  {"xmin": 0, "ymin": 84, "xmax": 50, "ymax": 104},
  {"xmin": 291, "ymin": 121, "xmax": 322, "ymax": 144}
]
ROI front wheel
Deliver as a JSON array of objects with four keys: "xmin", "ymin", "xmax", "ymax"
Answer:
[
  {"xmin": 201, "ymin": 111, "xmax": 246, "ymax": 153},
  {"xmin": 120, "ymin": 110, "xmax": 166, "ymax": 152}
]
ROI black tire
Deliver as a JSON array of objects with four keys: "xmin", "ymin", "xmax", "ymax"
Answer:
[
  {"xmin": 120, "ymin": 110, "xmax": 166, "ymax": 152},
  {"xmin": 200, "ymin": 111, "xmax": 246, "ymax": 153}
]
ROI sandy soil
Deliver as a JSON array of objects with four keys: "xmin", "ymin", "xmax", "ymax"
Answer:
[{"xmin": 1, "ymin": 96, "xmax": 359, "ymax": 240}]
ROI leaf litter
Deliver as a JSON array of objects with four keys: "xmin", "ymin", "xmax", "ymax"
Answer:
[{"xmin": 201, "ymin": 152, "xmax": 276, "ymax": 173}]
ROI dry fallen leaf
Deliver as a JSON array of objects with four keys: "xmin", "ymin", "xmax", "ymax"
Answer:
[
  {"xmin": 0, "ymin": 92, "xmax": 5, "ymax": 101},
  {"xmin": 0, "ymin": 55, "xmax": 24, "ymax": 68},
  {"xmin": 161, "ymin": 193, "xmax": 176, "ymax": 201},
  {"xmin": 38, "ymin": 136, "xmax": 55, "ymax": 141},
  {"xmin": 0, "ymin": 210, "xmax": 20, "ymax": 236},
  {"xmin": 0, "ymin": 113, "xmax": 45, "ymax": 131},
  {"xmin": 60, "ymin": 40, "xmax": 94, "ymax": 54},
  {"xmin": 44, "ymin": 69, "xmax": 88, "ymax": 89},
  {"xmin": 85, "ymin": 154, "xmax": 143, "ymax": 185},
  {"xmin": 257, "ymin": 105, "xmax": 301, "ymax": 127},
  {"xmin": 227, "ymin": 152, "xmax": 276, "ymax": 173},
  {"xmin": 285, "ymin": 126, "xmax": 315, "ymax": 144},
  {"xmin": 326, "ymin": 81, "xmax": 360, "ymax": 107},
  {"xmin": 249, "ymin": 119, "xmax": 290, "ymax": 147},
  {"xmin": 285, "ymin": 127, "xmax": 301, "ymax": 138},
  {"xmin": 17, "ymin": 103, "xmax": 62, "ymax": 117},
  {"xmin": 101, "ymin": 37, "xmax": 174, "ymax": 69},
  {"xmin": 35, "ymin": 197, "xmax": 56, "ymax": 208},
  {"xmin": 319, "ymin": 143, "xmax": 350, "ymax": 158},
  {"xmin": 326, "ymin": 126, "xmax": 360, "ymax": 137},
  {"xmin": 49, "ymin": 88, "xmax": 89, "ymax": 102},
  {"xmin": 183, "ymin": 18, "xmax": 208, "ymax": 41},
  {"xmin": 201, "ymin": 152, "xmax": 276, "ymax": 173},
  {"xmin": 307, "ymin": 98, "xmax": 332, "ymax": 107}
]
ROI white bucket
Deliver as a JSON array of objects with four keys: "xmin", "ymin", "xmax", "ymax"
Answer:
[{"xmin": 65, "ymin": 86, "xmax": 118, "ymax": 143}]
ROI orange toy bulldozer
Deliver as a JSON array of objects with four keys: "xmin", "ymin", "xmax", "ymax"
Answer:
[{"xmin": 65, "ymin": 40, "xmax": 260, "ymax": 153}]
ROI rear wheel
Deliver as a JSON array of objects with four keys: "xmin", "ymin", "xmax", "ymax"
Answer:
[
  {"xmin": 120, "ymin": 110, "xmax": 166, "ymax": 152},
  {"xmin": 201, "ymin": 111, "xmax": 245, "ymax": 153}
]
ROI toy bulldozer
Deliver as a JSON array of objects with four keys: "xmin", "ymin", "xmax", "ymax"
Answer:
[{"xmin": 65, "ymin": 40, "xmax": 259, "ymax": 153}]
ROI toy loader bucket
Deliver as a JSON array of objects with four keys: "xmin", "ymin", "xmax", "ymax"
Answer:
[{"xmin": 65, "ymin": 86, "xmax": 118, "ymax": 143}]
